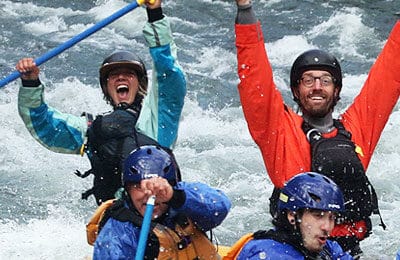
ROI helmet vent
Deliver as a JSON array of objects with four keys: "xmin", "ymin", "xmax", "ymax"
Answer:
[
  {"xmin": 322, "ymin": 176, "xmax": 332, "ymax": 184},
  {"xmin": 308, "ymin": 192, "xmax": 321, "ymax": 203},
  {"xmin": 163, "ymin": 165, "xmax": 170, "ymax": 174},
  {"xmin": 129, "ymin": 166, "xmax": 139, "ymax": 175},
  {"xmin": 146, "ymin": 148, "xmax": 152, "ymax": 155}
]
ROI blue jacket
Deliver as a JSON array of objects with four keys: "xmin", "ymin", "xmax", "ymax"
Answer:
[
  {"xmin": 17, "ymin": 16, "xmax": 186, "ymax": 153},
  {"xmin": 237, "ymin": 237, "xmax": 353, "ymax": 260},
  {"xmin": 93, "ymin": 182, "xmax": 231, "ymax": 259}
]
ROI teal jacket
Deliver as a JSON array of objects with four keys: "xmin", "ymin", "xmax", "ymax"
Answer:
[{"xmin": 18, "ymin": 16, "xmax": 186, "ymax": 154}]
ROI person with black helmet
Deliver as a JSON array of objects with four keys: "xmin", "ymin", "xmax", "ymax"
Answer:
[
  {"xmin": 233, "ymin": 172, "xmax": 353, "ymax": 260},
  {"xmin": 15, "ymin": 0, "xmax": 186, "ymax": 205},
  {"xmin": 234, "ymin": 0, "xmax": 400, "ymax": 257},
  {"xmin": 92, "ymin": 145, "xmax": 231, "ymax": 259}
]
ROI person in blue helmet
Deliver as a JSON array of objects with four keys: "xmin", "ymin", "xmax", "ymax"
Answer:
[
  {"xmin": 93, "ymin": 145, "xmax": 231, "ymax": 259},
  {"xmin": 235, "ymin": 172, "xmax": 353, "ymax": 260},
  {"xmin": 15, "ymin": 0, "xmax": 186, "ymax": 205}
]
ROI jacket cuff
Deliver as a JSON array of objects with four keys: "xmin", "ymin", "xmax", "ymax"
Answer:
[
  {"xmin": 168, "ymin": 188, "xmax": 186, "ymax": 209},
  {"xmin": 236, "ymin": 2, "xmax": 257, "ymax": 24},
  {"xmin": 21, "ymin": 78, "xmax": 41, "ymax": 88},
  {"xmin": 146, "ymin": 7, "xmax": 164, "ymax": 23}
]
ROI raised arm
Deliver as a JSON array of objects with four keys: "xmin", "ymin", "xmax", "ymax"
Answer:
[
  {"xmin": 16, "ymin": 58, "xmax": 87, "ymax": 154},
  {"xmin": 342, "ymin": 21, "xmax": 400, "ymax": 168},
  {"xmin": 136, "ymin": 1, "xmax": 186, "ymax": 149}
]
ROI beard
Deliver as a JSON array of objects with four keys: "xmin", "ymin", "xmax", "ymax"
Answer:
[
  {"xmin": 300, "ymin": 97, "xmax": 335, "ymax": 118},
  {"xmin": 303, "ymin": 106, "xmax": 332, "ymax": 118}
]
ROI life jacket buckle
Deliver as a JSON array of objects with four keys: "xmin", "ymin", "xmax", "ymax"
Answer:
[
  {"xmin": 177, "ymin": 236, "xmax": 191, "ymax": 250},
  {"xmin": 306, "ymin": 128, "xmax": 321, "ymax": 142}
]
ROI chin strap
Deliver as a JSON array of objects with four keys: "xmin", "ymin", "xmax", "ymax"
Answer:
[{"xmin": 114, "ymin": 97, "xmax": 142, "ymax": 113}]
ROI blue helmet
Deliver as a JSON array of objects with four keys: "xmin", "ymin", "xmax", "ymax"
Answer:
[
  {"xmin": 278, "ymin": 172, "xmax": 344, "ymax": 212},
  {"xmin": 123, "ymin": 145, "xmax": 178, "ymax": 185}
]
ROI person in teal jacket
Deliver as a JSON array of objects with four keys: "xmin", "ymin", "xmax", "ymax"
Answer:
[
  {"xmin": 237, "ymin": 172, "xmax": 353, "ymax": 260},
  {"xmin": 15, "ymin": 0, "xmax": 186, "ymax": 205},
  {"xmin": 93, "ymin": 145, "xmax": 231, "ymax": 259}
]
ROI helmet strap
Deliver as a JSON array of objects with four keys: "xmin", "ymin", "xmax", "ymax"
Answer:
[{"xmin": 112, "ymin": 95, "xmax": 142, "ymax": 113}]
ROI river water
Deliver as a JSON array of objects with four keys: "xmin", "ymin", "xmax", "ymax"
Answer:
[{"xmin": 0, "ymin": 0, "xmax": 399, "ymax": 259}]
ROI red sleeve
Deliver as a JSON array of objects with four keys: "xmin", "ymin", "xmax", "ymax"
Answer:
[
  {"xmin": 342, "ymin": 21, "xmax": 400, "ymax": 169},
  {"xmin": 235, "ymin": 22, "xmax": 283, "ymax": 142},
  {"xmin": 235, "ymin": 22, "xmax": 310, "ymax": 187}
]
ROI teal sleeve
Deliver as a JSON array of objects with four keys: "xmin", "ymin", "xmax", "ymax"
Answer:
[
  {"xmin": 18, "ymin": 85, "xmax": 87, "ymax": 154},
  {"xmin": 136, "ymin": 16, "xmax": 186, "ymax": 148}
]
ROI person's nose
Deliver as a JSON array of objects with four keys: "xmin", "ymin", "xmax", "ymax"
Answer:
[
  {"xmin": 312, "ymin": 78, "xmax": 323, "ymax": 90},
  {"xmin": 320, "ymin": 217, "xmax": 333, "ymax": 232},
  {"xmin": 116, "ymin": 73, "xmax": 126, "ymax": 80}
]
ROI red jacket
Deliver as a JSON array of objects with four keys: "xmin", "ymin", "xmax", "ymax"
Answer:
[{"xmin": 235, "ymin": 21, "xmax": 400, "ymax": 238}]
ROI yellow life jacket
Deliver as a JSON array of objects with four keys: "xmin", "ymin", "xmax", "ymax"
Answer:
[
  {"xmin": 86, "ymin": 199, "xmax": 114, "ymax": 245},
  {"xmin": 154, "ymin": 219, "xmax": 221, "ymax": 259},
  {"xmin": 86, "ymin": 199, "xmax": 221, "ymax": 259},
  {"xmin": 222, "ymin": 233, "xmax": 254, "ymax": 260}
]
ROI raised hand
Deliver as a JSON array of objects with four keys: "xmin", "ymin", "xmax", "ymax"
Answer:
[{"xmin": 16, "ymin": 58, "xmax": 40, "ymax": 80}]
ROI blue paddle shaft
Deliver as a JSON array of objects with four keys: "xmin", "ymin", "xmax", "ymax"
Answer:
[
  {"xmin": 135, "ymin": 195, "xmax": 155, "ymax": 260},
  {"xmin": 0, "ymin": 0, "xmax": 142, "ymax": 88}
]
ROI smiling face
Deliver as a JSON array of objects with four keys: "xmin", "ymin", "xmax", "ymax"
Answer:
[
  {"xmin": 288, "ymin": 209, "xmax": 336, "ymax": 253},
  {"xmin": 127, "ymin": 183, "xmax": 169, "ymax": 219},
  {"xmin": 293, "ymin": 70, "xmax": 339, "ymax": 118},
  {"xmin": 106, "ymin": 67, "xmax": 139, "ymax": 106}
]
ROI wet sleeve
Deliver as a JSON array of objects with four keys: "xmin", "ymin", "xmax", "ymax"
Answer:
[
  {"xmin": 342, "ymin": 21, "xmax": 400, "ymax": 167},
  {"xmin": 136, "ymin": 16, "xmax": 186, "ymax": 149},
  {"xmin": 237, "ymin": 239, "xmax": 305, "ymax": 260},
  {"xmin": 93, "ymin": 218, "xmax": 139, "ymax": 260},
  {"xmin": 325, "ymin": 240, "xmax": 354, "ymax": 259},
  {"xmin": 172, "ymin": 182, "xmax": 231, "ymax": 231},
  {"xmin": 18, "ymin": 85, "xmax": 87, "ymax": 154},
  {"xmin": 235, "ymin": 14, "xmax": 311, "ymax": 188}
]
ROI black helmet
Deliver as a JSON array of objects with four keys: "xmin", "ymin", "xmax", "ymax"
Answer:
[
  {"xmin": 290, "ymin": 49, "xmax": 342, "ymax": 104},
  {"xmin": 99, "ymin": 51, "xmax": 148, "ymax": 106}
]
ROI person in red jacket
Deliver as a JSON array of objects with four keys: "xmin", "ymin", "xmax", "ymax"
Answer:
[{"xmin": 234, "ymin": 0, "xmax": 400, "ymax": 258}]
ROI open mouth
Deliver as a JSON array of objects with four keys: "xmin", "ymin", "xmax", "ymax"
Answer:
[
  {"xmin": 318, "ymin": 236, "xmax": 327, "ymax": 244},
  {"xmin": 116, "ymin": 85, "xmax": 129, "ymax": 94}
]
